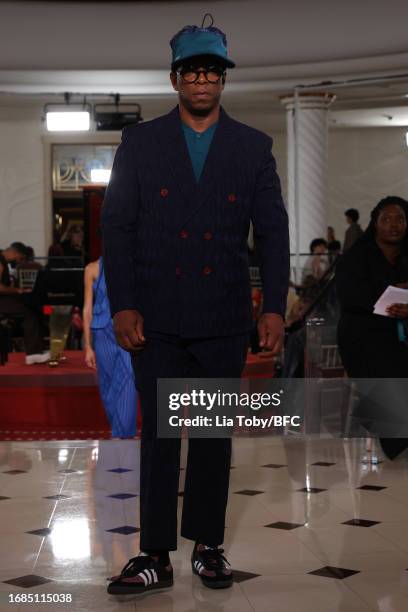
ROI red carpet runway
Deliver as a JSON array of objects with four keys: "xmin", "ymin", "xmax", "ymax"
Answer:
[
  {"xmin": 0, "ymin": 350, "xmax": 275, "ymax": 440},
  {"xmin": 0, "ymin": 351, "xmax": 111, "ymax": 440}
]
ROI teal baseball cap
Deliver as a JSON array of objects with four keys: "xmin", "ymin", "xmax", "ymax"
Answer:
[{"xmin": 170, "ymin": 17, "xmax": 235, "ymax": 70}]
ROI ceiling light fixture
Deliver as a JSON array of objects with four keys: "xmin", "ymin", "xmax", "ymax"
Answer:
[
  {"xmin": 44, "ymin": 93, "xmax": 91, "ymax": 132},
  {"xmin": 94, "ymin": 94, "xmax": 143, "ymax": 131}
]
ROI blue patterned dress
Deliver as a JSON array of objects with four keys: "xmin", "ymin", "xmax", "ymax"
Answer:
[{"xmin": 91, "ymin": 257, "xmax": 137, "ymax": 436}]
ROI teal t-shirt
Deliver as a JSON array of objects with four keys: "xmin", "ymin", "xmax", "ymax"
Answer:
[{"xmin": 181, "ymin": 122, "xmax": 218, "ymax": 181}]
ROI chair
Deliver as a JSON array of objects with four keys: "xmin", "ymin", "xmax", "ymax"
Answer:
[
  {"xmin": 319, "ymin": 343, "xmax": 344, "ymax": 377},
  {"xmin": 249, "ymin": 266, "xmax": 261, "ymax": 288},
  {"xmin": 18, "ymin": 268, "xmax": 39, "ymax": 290}
]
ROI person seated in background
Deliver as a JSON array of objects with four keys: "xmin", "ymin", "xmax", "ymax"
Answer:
[
  {"xmin": 286, "ymin": 275, "xmax": 319, "ymax": 329},
  {"xmin": 15, "ymin": 246, "xmax": 43, "ymax": 290},
  {"xmin": 343, "ymin": 208, "xmax": 364, "ymax": 251},
  {"xmin": 285, "ymin": 284, "xmax": 299, "ymax": 322},
  {"xmin": 282, "ymin": 276, "xmax": 321, "ymax": 378},
  {"xmin": 301, "ymin": 238, "xmax": 328, "ymax": 284},
  {"xmin": 17, "ymin": 245, "xmax": 42, "ymax": 268},
  {"xmin": 0, "ymin": 243, "xmax": 49, "ymax": 364},
  {"xmin": 1, "ymin": 243, "xmax": 27, "ymax": 286},
  {"xmin": 4, "ymin": 242, "xmax": 29, "ymax": 286}
]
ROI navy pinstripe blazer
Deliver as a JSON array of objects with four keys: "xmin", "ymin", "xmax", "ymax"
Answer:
[{"xmin": 101, "ymin": 105, "xmax": 289, "ymax": 337}]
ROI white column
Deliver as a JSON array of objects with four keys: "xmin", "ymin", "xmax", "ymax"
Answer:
[{"xmin": 281, "ymin": 93, "xmax": 335, "ymax": 256}]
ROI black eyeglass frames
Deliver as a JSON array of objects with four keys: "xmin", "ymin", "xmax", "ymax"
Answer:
[{"xmin": 177, "ymin": 66, "xmax": 225, "ymax": 84}]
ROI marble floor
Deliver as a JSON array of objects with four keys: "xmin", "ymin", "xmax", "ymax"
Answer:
[{"xmin": 0, "ymin": 436, "xmax": 408, "ymax": 611}]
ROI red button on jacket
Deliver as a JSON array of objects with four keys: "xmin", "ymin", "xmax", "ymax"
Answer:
[
  {"xmin": 180, "ymin": 230, "xmax": 189, "ymax": 238},
  {"xmin": 228, "ymin": 193, "xmax": 236, "ymax": 202},
  {"xmin": 204, "ymin": 232, "xmax": 213, "ymax": 240},
  {"xmin": 203, "ymin": 266, "xmax": 212, "ymax": 275},
  {"xmin": 160, "ymin": 188, "xmax": 169, "ymax": 197}
]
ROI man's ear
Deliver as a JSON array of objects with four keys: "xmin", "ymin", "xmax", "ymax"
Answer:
[{"xmin": 170, "ymin": 72, "xmax": 178, "ymax": 92}]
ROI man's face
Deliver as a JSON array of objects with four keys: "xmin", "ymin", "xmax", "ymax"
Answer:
[
  {"xmin": 312, "ymin": 244, "xmax": 327, "ymax": 256},
  {"xmin": 3, "ymin": 247, "xmax": 25, "ymax": 264},
  {"xmin": 70, "ymin": 230, "xmax": 83, "ymax": 247},
  {"xmin": 170, "ymin": 57, "xmax": 225, "ymax": 116}
]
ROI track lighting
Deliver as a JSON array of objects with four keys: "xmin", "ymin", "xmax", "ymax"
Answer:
[{"xmin": 44, "ymin": 93, "xmax": 91, "ymax": 132}]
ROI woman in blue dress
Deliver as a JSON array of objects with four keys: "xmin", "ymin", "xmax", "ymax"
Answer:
[{"xmin": 83, "ymin": 257, "xmax": 137, "ymax": 437}]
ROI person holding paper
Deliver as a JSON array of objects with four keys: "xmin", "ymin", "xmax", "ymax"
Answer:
[{"xmin": 336, "ymin": 195, "xmax": 408, "ymax": 459}]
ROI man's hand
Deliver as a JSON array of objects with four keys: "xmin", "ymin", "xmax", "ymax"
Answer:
[
  {"xmin": 386, "ymin": 303, "xmax": 408, "ymax": 319},
  {"xmin": 258, "ymin": 313, "xmax": 285, "ymax": 353},
  {"xmin": 113, "ymin": 309, "xmax": 145, "ymax": 352}
]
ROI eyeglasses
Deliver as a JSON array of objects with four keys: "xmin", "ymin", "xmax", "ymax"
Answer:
[{"xmin": 177, "ymin": 66, "xmax": 225, "ymax": 84}]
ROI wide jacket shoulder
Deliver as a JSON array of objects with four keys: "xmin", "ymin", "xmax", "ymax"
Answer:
[
  {"xmin": 121, "ymin": 114, "xmax": 163, "ymax": 141},
  {"xmin": 224, "ymin": 113, "xmax": 272, "ymax": 146},
  {"xmin": 123, "ymin": 106, "xmax": 271, "ymax": 146},
  {"xmin": 220, "ymin": 111, "xmax": 274, "ymax": 166}
]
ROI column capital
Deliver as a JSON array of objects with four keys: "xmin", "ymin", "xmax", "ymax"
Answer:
[{"xmin": 280, "ymin": 92, "xmax": 336, "ymax": 110}]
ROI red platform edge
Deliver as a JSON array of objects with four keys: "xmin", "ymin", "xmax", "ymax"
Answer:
[{"xmin": 0, "ymin": 350, "xmax": 274, "ymax": 440}]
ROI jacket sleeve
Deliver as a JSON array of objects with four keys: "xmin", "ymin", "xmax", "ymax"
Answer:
[
  {"xmin": 251, "ymin": 139, "xmax": 290, "ymax": 318},
  {"xmin": 101, "ymin": 127, "xmax": 141, "ymax": 317}
]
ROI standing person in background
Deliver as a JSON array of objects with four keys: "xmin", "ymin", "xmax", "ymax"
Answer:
[
  {"xmin": 343, "ymin": 208, "xmax": 363, "ymax": 251},
  {"xmin": 82, "ymin": 257, "xmax": 137, "ymax": 438},
  {"xmin": 60, "ymin": 225, "xmax": 84, "ymax": 259},
  {"xmin": 327, "ymin": 226, "xmax": 341, "ymax": 262},
  {"xmin": 102, "ymin": 15, "xmax": 289, "ymax": 597},
  {"xmin": 336, "ymin": 196, "xmax": 408, "ymax": 460}
]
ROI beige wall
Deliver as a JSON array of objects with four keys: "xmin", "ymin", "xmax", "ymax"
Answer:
[
  {"xmin": 0, "ymin": 103, "xmax": 407, "ymax": 256},
  {"xmin": 0, "ymin": 105, "xmax": 45, "ymax": 256},
  {"xmin": 328, "ymin": 127, "xmax": 408, "ymax": 245}
]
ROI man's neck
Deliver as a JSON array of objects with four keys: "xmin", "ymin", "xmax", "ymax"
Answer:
[{"xmin": 178, "ymin": 103, "xmax": 220, "ymax": 133}]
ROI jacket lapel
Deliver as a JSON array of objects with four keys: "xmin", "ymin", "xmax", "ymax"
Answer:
[
  {"xmin": 186, "ymin": 107, "xmax": 237, "ymax": 223},
  {"xmin": 155, "ymin": 106, "xmax": 197, "ymax": 209},
  {"xmin": 155, "ymin": 105, "xmax": 238, "ymax": 226}
]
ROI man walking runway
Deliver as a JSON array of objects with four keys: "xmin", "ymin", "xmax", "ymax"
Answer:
[{"xmin": 102, "ymin": 16, "xmax": 289, "ymax": 595}]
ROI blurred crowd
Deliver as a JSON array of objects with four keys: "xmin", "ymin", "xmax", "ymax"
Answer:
[{"xmin": 1, "ymin": 208, "xmax": 364, "ymax": 363}]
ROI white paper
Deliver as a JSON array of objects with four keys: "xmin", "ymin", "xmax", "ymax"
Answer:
[{"xmin": 373, "ymin": 285, "xmax": 408, "ymax": 316}]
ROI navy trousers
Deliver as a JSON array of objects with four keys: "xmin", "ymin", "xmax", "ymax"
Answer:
[{"xmin": 131, "ymin": 331, "xmax": 249, "ymax": 551}]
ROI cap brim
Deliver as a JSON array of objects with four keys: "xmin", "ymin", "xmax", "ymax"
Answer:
[{"xmin": 172, "ymin": 53, "xmax": 235, "ymax": 71}]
